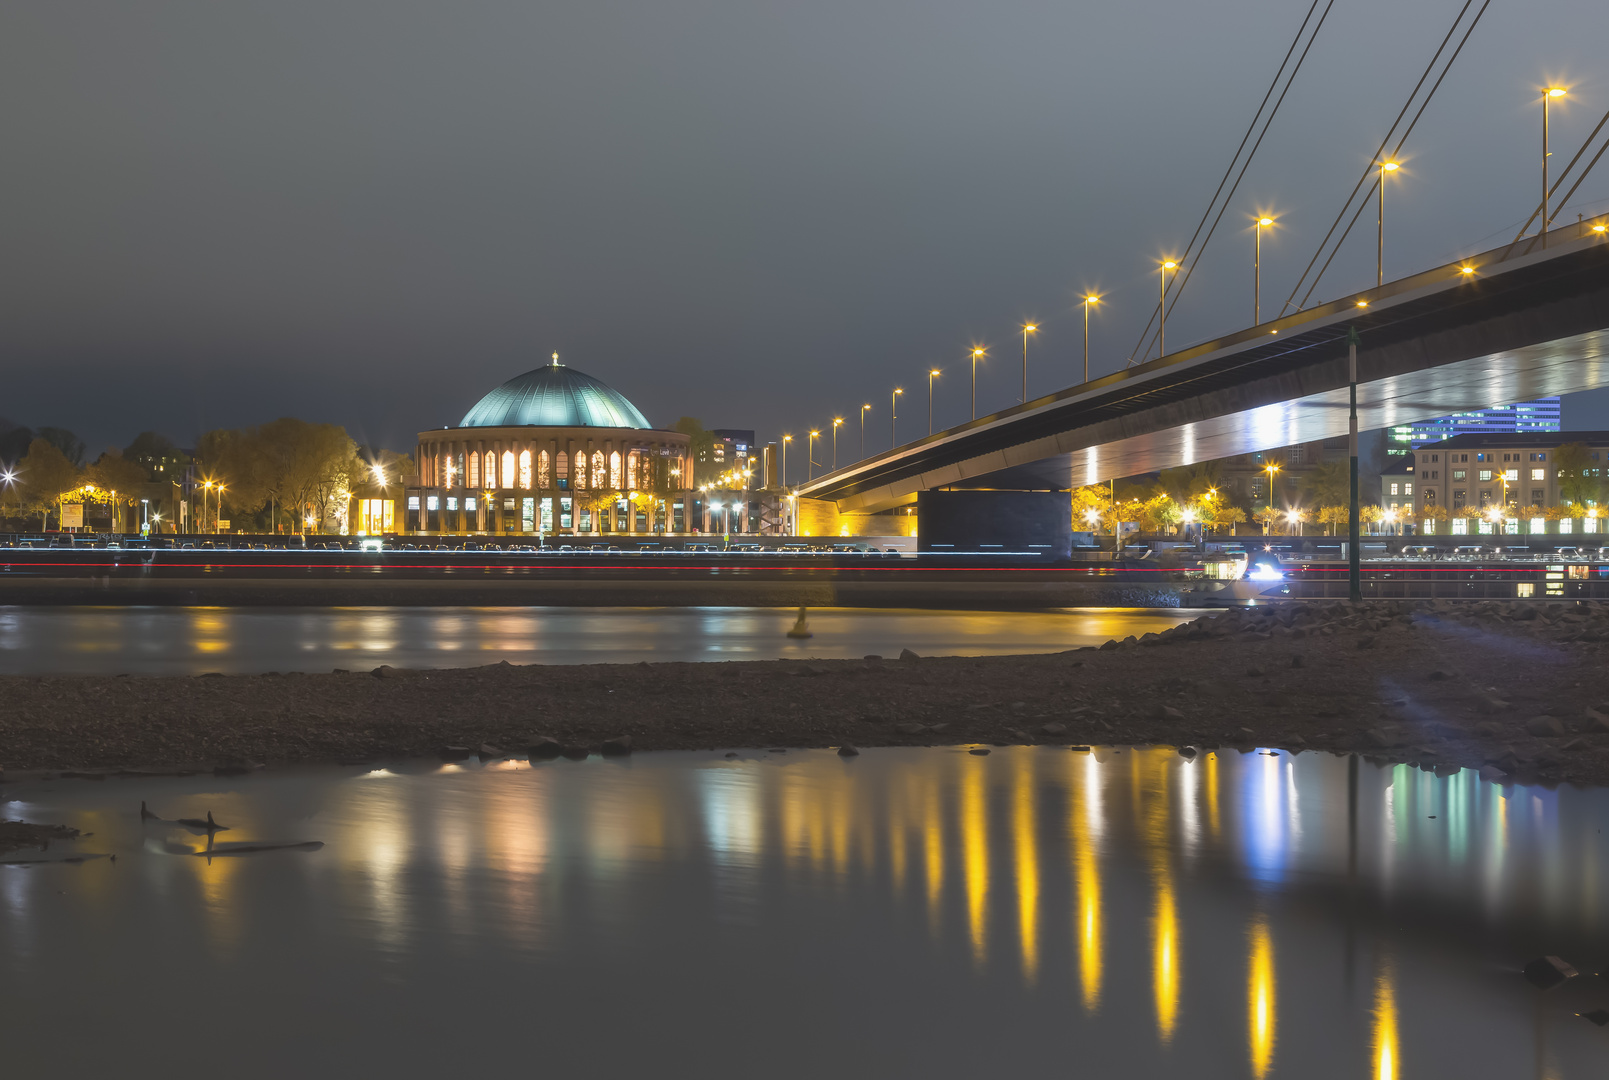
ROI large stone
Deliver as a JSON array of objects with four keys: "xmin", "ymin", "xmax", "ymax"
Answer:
[
  {"xmin": 1039, "ymin": 722, "xmax": 1067, "ymax": 736},
  {"xmin": 601, "ymin": 735, "xmax": 633, "ymax": 756},
  {"xmin": 1525, "ymin": 715, "xmax": 1566, "ymax": 738},
  {"xmin": 438, "ymin": 745, "xmax": 472, "ymax": 761},
  {"xmin": 1523, "ymin": 955, "xmax": 1579, "ymax": 990},
  {"xmin": 899, "ymin": 649, "xmax": 920, "ymax": 661},
  {"xmin": 560, "ymin": 744, "xmax": 592, "ymax": 760},
  {"xmin": 1153, "ymin": 704, "xmax": 1185, "ymax": 722},
  {"xmin": 527, "ymin": 737, "xmax": 563, "ymax": 759},
  {"xmin": 837, "ymin": 744, "xmax": 860, "ymax": 757}
]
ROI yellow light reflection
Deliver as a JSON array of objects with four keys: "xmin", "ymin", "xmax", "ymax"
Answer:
[
  {"xmin": 1206, "ymin": 751, "xmax": 1221, "ymax": 837},
  {"xmin": 962, "ymin": 756, "xmax": 989, "ymax": 966},
  {"xmin": 1374, "ymin": 959, "xmax": 1399, "ymax": 1080},
  {"xmin": 1154, "ymin": 878, "xmax": 1179, "ymax": 1043},
  {"xmin": 1248, "ymin": 917, "xmax": 1276, "ymax": 1078},
  {"xmin": 1072, "ymin": 753, "xmax": 1103, "ymax": 1012},
  {"xmin": 925, "ymin": 776, "xmax": 944, "ymax": 934},
  {"xmin": 1013, "ymin": 753, "xmax": 1040, "ymax": 985}
]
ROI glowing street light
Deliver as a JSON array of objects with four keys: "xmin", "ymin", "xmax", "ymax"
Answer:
[
  {"xmin": 831, "ymin": 417, "xmax": 843, "ymax": 470},
  {"xmin": 808, "ymin": 430, "xmax": 820, "ymax": 480},
  {"xmin": 1543, "ymin": 87, "xmax": 1568, "ymax": 233},
  {"xmin": 970, "ymin": 347, "xmax": 985, "ymax": 419},
  {"xmin": 1081, "ymin": 294, "xmax": 1100, "ymax": 383},
  {"xmin": 859, "ymin": 403, "xmax": 871, "ymax": 460},
  {"xmin": 1377, "ymin": 161, "xmax": 1400, "ymax": 287},
  {"xmin": 1021, "ymin": 323, "xmax": 1038, "ymax": 403},
  {"xmin": 890, "ymin": 389, "xmax": 903, "ymax": 448},
  {"xmin": 781, "ymin": 434, "xmax": 791, "ymax": 487},
  {"xmin": 1254, "ymin": 216, "xmax": 1275, "ymax": 324},
  {"xmin": 1159, "ymin": 260, "xmax": 1179, "ymax": 358},
  {"xmin": 927, "ymin": 369, "xmax": 941, "ymax": 435}
]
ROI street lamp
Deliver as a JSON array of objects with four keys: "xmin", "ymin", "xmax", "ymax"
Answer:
[
  {"xmin": 1254, "ymin": 216, "xmax": 1275, "ymax": 324},
  {"xmin": 808, "ymin": 430, "xmax": 820, "ymax": 480},
  {"xmin": 1081, "ymin": 295, "xmax": 1100, "ymax": 383},
  {"xmin": 927, "ymin": 369, "xmax": 941, "ymax": 435},
  {"xmin": 781, "ymin": 434, "xmax": 791, "ymax": 487},
  {"xmin": 832, "ymin": 417, "xmax": 843, "ymax": 470},
  {"xmin": 970, "ymin": 347, "xmax": 985, "ymax": 419},
  {"xmin": 1542, "ymin": 87, "xmax": 1567, "ymax": 233},
  {"xmin": 1263, "ymin": 463, "xmax": 1280, "ymax": 529},
  {"xmin": 1021, "ymin": 323, "xmax": 1037, "ymax": 403},
  {"xmin": 890, "ymin": 389, "xmax": 903, "ymax": 448},
  {"xmin": 1377, "ymin": 161, "xmax": 1400, "ymax": 286},
  {"xmin": 1158, "ymin": 260, "xmax": 1179, "ymax": 359}
]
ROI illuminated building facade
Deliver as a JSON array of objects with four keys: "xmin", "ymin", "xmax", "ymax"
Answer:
[{"xmin": 409, "ymin": 356, "xmax": 692, "ymax": 535}]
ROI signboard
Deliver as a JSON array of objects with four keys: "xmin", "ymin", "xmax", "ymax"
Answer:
[
  {"xmin": 61, "ymin": 504, "xmax": 84, "ymax": 529},
  {"xmin": 216, "ymin": 520, "xmax": 231, "ymax": 531}
]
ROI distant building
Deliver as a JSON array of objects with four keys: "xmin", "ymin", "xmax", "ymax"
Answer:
[
  {"xmin": 708, "ymin": 429, "xmax": 754, "ymax": 475},
  {"xmin": 1388, "ymin": 397, "xmax": 1560, "ymax": 454},
  {"xmin": 410, "ymin": 356, "xmax": 693, "ymax": 536},
  {"xmin": 1409, "ymin": 430, "xmax": 1609, "ymax": 535}
]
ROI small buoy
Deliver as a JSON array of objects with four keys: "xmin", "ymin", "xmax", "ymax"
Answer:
[{"xmin": 787, "ymin": 606, "xmax": 813, "ymax": 639}]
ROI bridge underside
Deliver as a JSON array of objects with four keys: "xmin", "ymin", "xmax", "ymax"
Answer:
[{"xmin": 807, "ymin": 233, "xmax": 1609, "ymax": 515}]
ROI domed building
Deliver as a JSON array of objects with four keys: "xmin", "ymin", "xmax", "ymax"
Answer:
[{"xmin": 406, "ymin": 355, "xmax": 693, "ymax": 536}]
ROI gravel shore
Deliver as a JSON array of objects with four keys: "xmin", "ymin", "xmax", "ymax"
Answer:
[{"xmin": 2, "ymin": 599, "xmax": 1606, "ymax": 788}]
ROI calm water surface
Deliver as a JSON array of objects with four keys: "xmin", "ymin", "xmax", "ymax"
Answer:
[
  {"xmin": 0, "ymin": 605, "xmax": 1202, "ymax": 675},
  {"xmin": 3, "ymin": 748, "xmax": 1605, "ymax": 1078}
]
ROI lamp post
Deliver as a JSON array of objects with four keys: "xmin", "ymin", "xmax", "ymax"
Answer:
[
  {"xmin": 970, "ymin": 347, "xmax": 985, "ymax": 419},
  {"xmin": 808, "ymin": 430, "xmax": 819, "ymax": 480},
  {"xmin": 1377, "ymin": 161, "xmax": 1399, "ymax": 287},
  {"xmin": 781, "ymin": 434, "xmax": 791, "ymax": 487},
  {"xmin": 1264, "ymin": 462, "xmax": 1280, "ymax": 528},
  {"xmin": 927, "ymin": 369, "xmax": 940, "ymax": 435},
  {"xmin": 890, "ymin": 389, "xmax": 903, "ymax": 448},
  {"xmin": 1158, "ymin": 260, "xmax": 1179, "ymax": 359},
  {"xmin": 831, "ymin": 418, "xmax": 843, "ymax": 470},
  {"xmin": 1021, "ymin": 324, "xmax": 1037, "ymax": 403},
  {"xmin": 859, "ymin": 404, "xmax": 871, "ymax": 459},
  {"xmin": 1542, "ymin": 87, "xmax": 1567, "ymax": 234},
  {"xmin": 1254, "ymin": 217, "xmax": 1274, "ymax": 324},
  {"xmin": 1081, "ymin": 295, "xmax": 1100, "ymax": 383}
]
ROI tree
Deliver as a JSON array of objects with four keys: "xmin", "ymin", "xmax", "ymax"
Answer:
[
  {"xmin": 1554, "ymin": 442, "xmax": 1595, "ymax": 507},
  {"xmin": 1156, "ymin": 461, "xmax": 1224, "ymax": 503},
  {"xmin": 1138, "ymin": 494, "xmax": 1182, "ymax": 533},
  {"xmin": 124, "ymin": 431, "xmax": 189, "ymax": 483},
  {"xmin": 673, "ymin": 418, "xmax": 720, "ymax": 486},
  {"xmin": 1201, "ymin": 503, "xmax": 1246, "ymax": 536},
  {"xmin": 85, "ymin": 450, "xmax": 153, "ymax": 532},
  {"xmin": 16, "ymin": 438, "xmax": 81, "ymax": 529},
  {"xmin": 36, "ymin": 427, "xmax": 85, "ymax": 467},
  {"xmin": 1070, "ymin": 485, "xmax": 1111, "ymax": 532},
  {"xmin": 1254, "ymin": 505, "xmax": 1280, "ymax": 534},
  {"xmin": 1300, "ymin": 460, "xmax": 1352, "ymax": 509},
  {"xmin": 1317, "ymin": 505, "xmax": 1350, "ymax": 535}
]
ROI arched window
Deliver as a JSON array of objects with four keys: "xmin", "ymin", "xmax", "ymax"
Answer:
[
  {"xmin": 571, "ymin": 452, "xmax": 586, "ymax": 490},
  {"xmin": 556, "ymin": 451, "xmax": 569, "ymax": 489},
  {"xmin": 467, "ymin": 451, "xmax": 480, "ymax": 488},
  {"xmin": 592, "ymin": 452, "xmax": 606, "ymax": 490},
  {"xmin": 502, "ymin": 451, "xmax": 516, "ymax": 489},
  {"xmin": 518, "ymin": 450, "xmax": 532, "ymax": 490},
  {"xmin": 537, "ymin": 451, "xmax": 551, "ymax": 489},
  {"xmin": 609, "ymin": 451, "xmax": 622, "ymax": 489},
  {"xmin": 627, "ymin": 451, "xmax": 640, "ymax": 490}
]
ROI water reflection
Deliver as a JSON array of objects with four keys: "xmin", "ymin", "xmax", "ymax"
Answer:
[
  {"xmin": 0, "ymin": 605, "xmax": 1205, "ymax": 675},
  {"xmin": 6, "ymin": 748, "xmax": 1609, "ymax": 1077}
]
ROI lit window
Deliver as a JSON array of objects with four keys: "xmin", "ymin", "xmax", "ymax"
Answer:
[
  {"xmin": 446, "ymin": 497, "xmax": 458, "ymax": 511},
  {"xmin": 1389, "ymin": 483, "xmax": 1399, "ymax": 495},
  {"xmin": 1504, "ymin": 469, "xmax": 1518, "ymax": 481},
  {"xmin": 1478, "ymin": 470, "xmax": 1492, "ymax": 482},
  {"xmin": 1531, "ymin": 468, "xmax": 1545, "ymax": 481},
  {"xmin": 426, "ymin": 496, "xmax": 439, "ymax": 511},
  {"xmin": 1404, "ymin": 483, "xmax": 1413, "ymax": 495},
  {"xmin": 407, "ymin": 496, "xmax": 420, "ymax": 511},
  {"xmin": 1452, "ymin": 470, "xmax": 1466, "ymax": 480},
  {"xmin": 519, "ymin": 450, "xmax": 533, "ymax": 490},
  {"xmin": 502, "ymin": 451, "xmax": 516, "ymax": 489}
]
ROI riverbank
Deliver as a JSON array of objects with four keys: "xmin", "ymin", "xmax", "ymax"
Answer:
[{"xmin": 2, "ymin": 598, "xmax": 1606, "ymax": 788}]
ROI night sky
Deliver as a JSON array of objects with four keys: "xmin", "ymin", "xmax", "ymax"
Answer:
[{"xmin": 2, "ymin": 0, "xmax": 1608, "ymax": 459}]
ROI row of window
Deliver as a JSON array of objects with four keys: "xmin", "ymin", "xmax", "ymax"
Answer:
[{"xmin": 430, "ymin": 449, "xmax": 670, "ymax": 492}]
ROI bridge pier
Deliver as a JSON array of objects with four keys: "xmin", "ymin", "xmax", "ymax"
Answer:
[{"xmin": 916, "ymin": 490, "xmax": 1070, "ymax": 559}]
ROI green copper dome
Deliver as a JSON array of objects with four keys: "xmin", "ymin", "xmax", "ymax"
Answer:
[{"xmin": 459, "ymin": 358, "xmax": 652, "ymax": 430}]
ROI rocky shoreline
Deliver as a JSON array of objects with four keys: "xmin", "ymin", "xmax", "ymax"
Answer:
[{"xmin": 1, "ymin": 598, "xmax": 1606, "ymax": 788}]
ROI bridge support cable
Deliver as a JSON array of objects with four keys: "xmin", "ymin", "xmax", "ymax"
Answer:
[
  {"xmin": 1294, "ymin": 0, "xmax": 1490, "ymax": 310},
  {"xmin": 1280, "ymin": 0, "xmax": 1488, "ymax": 316},
  {"xmin": 1121, "ymin": 0, "xmax": 1332, "ymax": 367},
  {"xmin": 1504, "ymin": 105, "xmax": 1609, "ymax": 254}
]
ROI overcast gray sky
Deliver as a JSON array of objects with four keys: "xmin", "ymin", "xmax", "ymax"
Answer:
[{"xmin": 2, "ymin": 0, "xmax": 1607, "ymax": 458}]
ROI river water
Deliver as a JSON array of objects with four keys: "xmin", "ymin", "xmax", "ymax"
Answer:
[
  {"xmin": 3, "ymin": 747, "xmax": 1604, "ymax": 1077},
  {"xmin": 0, "ymin": 605, "xmax": 1202, "ymax": 675}
]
